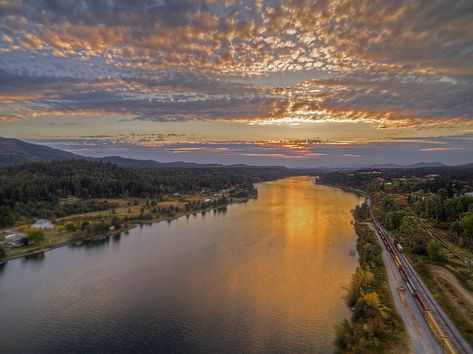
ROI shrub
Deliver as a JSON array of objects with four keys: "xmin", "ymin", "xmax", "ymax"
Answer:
[
  {"xmin": 427, "ymin": 240, "xmax": 444, "ymax": 262},
  {"xmin": 64, "ymin": 222, "xmax": 77, "ymax": 232},
  {"xmin": 27, "ymin": 228, "xmax": 45, "ymax": 243}
]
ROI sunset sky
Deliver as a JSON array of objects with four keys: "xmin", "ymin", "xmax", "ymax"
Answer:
[{"xmin": 1, "ymin": 0, "xmax": 472, "ymax": 167}]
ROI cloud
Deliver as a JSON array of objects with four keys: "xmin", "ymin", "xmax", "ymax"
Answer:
[
  {"xmin": 0, "ymin": 1, "xmax": 472, "ymax": 130},
  {"xmin": 1, "ymin": 0, "xmax": 472, "ymax": 75}
]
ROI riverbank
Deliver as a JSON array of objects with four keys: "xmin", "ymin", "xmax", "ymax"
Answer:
[
  {"xmin": 0, "ymin": 195, "xmax": 254, "ymax": 263},
  {"xmin": 335, "ymin": 218, "xmax": 408, "ymax": 353}
]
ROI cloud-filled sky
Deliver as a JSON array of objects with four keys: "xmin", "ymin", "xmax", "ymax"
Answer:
[{"xmin": 0, "ymin": 0, "xmax": 472, "ymax": 167}]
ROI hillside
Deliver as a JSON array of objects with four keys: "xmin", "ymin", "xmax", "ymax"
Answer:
[{"xmin": 0, "ymin": 137, "xmax": 78, "ymax": 166}]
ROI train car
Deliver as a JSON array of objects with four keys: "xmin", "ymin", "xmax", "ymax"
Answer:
[
  {"xmin": 441, "ymin": 336, "xmax": 457, "ymax": 354},
  {"xmin": 399, "ymin": 264, "xmax": 408, "ymax": 281},
  {"xmin": 425, "ymin": 310, "xmax": 444, "ymax": 342},
  {"xmin": 414, "ymin": 293, "xmax": 428, "ymax": 315},
  {"xmin": 393, "ymin": 239, "xmax": 404, "ymax": 253},
  {"xmin": 394, "ymin": 255, "xmax": 402, "ymax": 269},
  {"xmin": 405, "ymin": 277, "xmax": 417, "ymax": 297}
]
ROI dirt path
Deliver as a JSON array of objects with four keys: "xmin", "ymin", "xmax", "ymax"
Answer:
[{"xmin": 431, "ymin": 266, "xmax": 473, "ymax": 307}]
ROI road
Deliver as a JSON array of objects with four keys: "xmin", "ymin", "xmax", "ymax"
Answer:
[{"xmin": 367, "ymin": 197, "xmax": 473, "ymax": 354}]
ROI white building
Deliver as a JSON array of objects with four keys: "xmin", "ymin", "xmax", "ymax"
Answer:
[{"xmin": 32, "ymin": 219, "xmax": 54, "ymax": 230}]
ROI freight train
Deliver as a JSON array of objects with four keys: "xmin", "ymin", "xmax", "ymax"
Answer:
[{"xmin": 375, "ymin": 225, "xmax": 457, "ymax": 354}]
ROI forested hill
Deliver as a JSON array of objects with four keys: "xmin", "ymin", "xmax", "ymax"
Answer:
[
  {"xmin": 0, "ymin": 159, "xmax": 299, "ymax": 203},
  {"xmin": 0, "ymin": 137, "xmax": 290, "ymax": 170},
  {"xmin": 0, "ymin": 137, "xmax": 77, "ymax": 166}
]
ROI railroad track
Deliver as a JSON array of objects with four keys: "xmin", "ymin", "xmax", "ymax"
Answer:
[{"xmin": 367, "ymin": 198, "xmax": 473, "ymax": 354}]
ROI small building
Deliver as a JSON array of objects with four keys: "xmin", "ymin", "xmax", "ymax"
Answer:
[
  {"xmin": 465, "ymin": 192, "xmax": 473, "ymax": 197},
  {"xmin": 203, "ymin": 198, "xmax": 212, "ymax": 204},
  {"xmin": 2, "ymin": 233, "xmax": 28, "ymax": 248},
  {"xmin": 424, "ymin": 174, "xmax": 440, "ymax": 180},
  {"xmin": 32, "ymin": 219, "xmax": 54, "ymax": 230}
]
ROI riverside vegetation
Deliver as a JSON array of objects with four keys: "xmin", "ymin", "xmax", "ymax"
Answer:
[{"xmin": 335, "ymin": 202, "xmax": 406, "ymax": 354}]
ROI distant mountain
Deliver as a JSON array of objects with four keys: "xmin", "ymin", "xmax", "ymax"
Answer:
[
  {"xmin": 316, "ymin": 161, "xmax": 447, "ymax": 171},
  {"xmin": 0, "ymin": 137, "xmax": 79, "ymax": 166},
  {"xmin": 0, "ymin": 137, "xmax": 291, "ymax": 170},
  {"xmin": 0, "ymin": 137, "xmax": 462, "ymax": 171},
  {"xmin": 100, "ymin": 156, "xmax": 225, "ymax": 169},
  {"xmin": 404, "ymin": 162, "xmax": 446, "ymax": 168}
]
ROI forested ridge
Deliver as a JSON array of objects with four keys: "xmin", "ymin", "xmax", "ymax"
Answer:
[{"xmin": 1, "ymin": 159, "xmax": 298, "ymax": 200}]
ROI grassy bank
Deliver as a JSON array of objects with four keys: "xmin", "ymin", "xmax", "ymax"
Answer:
[
  {"xmin": 335, "ymin": 219, "xmax": 407, "ymax": 354},
  {"xmin": 0, "ymin": 193, "xmax": 252, "ymax": 261}
]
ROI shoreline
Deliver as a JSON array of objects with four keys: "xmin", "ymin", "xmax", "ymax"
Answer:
[{"xmin": 1, "ymin": 196, "xmax": 255, "ymax": 264}]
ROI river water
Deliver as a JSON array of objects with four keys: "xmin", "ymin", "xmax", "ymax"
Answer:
[{"xmin": 0, "ymin": 177, "xmax": 362, "ymax": 353}]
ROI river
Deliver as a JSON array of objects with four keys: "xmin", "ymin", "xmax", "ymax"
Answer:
[{"xmin": 0, "ymin": 177, "xmax": 362, "ymax": 353}]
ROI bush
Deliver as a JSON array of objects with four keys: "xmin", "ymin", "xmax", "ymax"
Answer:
[
  {"xmin": 384, "ymin": 211, "xmax": 406, "ymax": 230},
  {"xmin": 0, "ymin": 245, "xmax": 6, "ymax": 259},
  {"xmin": 64, "ymin": 222, "xmax": 77, "ymax": 232},
  {"xmin": 354, "ymin": 202, "xmax": 370, "ymax": 220},
  {"xmin": 427, "ymin": 240, "xmax": 444, "ymax": 262},
  {"xmin": 27, "ymin": 229, "xmax": 45, "ymax": 244},
  {"xmin": 80, "ymin": 221, "xmax": 90, "ymax": 230}
]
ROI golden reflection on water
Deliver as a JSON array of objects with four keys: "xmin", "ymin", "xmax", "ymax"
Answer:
[{"xmin": 184, "ymin": 176, "xmax": 363, "ymax": 352}]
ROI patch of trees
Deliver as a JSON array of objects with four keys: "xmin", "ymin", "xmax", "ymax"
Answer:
[
  {"xmin": 354, "ymin": 202, "xmax": 370, "ymax": 220},
  {"xmin": 409, "ymin": 192, "xmax": 473, "ymax": 223}
]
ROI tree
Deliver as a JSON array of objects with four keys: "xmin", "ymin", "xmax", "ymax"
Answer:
[
  {"xmin": 384, "ymin": 211, "xmax": 406, "ymax": 230},
  {"xmin": 354, "ymin": 202, "xmax": 370, "ymax": 220},
  {"xmin": 399, "ymin": 216, "xmax": 414, "ymax": 235},
  {"xmin": 27, "ymin": 229, "xmax": 45, "ymax": 244},
  {"xmin": 0, "ymin": 245, "xmax": 6, "ymax": 259},
  {"xmin": 459, "ymin": 211, "xmax": 473, "ymax": 239},
  {"xmin": 0, "ymin": 205, "xmax": 14, "ymax": 227},
  {"xmin": 381, "ymin": 196, "xmax": 397, "ymax": 213},
  {"xmin": 111, "ymin": 216, "xmax": 122, "ymax": 229},
  {"xmin": 64, "ymin": 222, "xmax": 77, "ymax": 232},
  {"xmin": 80, "ymin": 220, "xmax": 90, "ymax": 230},
  {"xmin": 427, "ymin": 240, "xmax": 443, "ymax": 262},
  {"xmin": 347, "ymin": 268, "xmax": 375, "ymax": 306}
]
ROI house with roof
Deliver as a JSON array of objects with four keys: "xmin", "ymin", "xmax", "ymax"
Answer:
[{"xmin": 32, "ymin": 219, "xmax": 54, "ymax": 230}]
